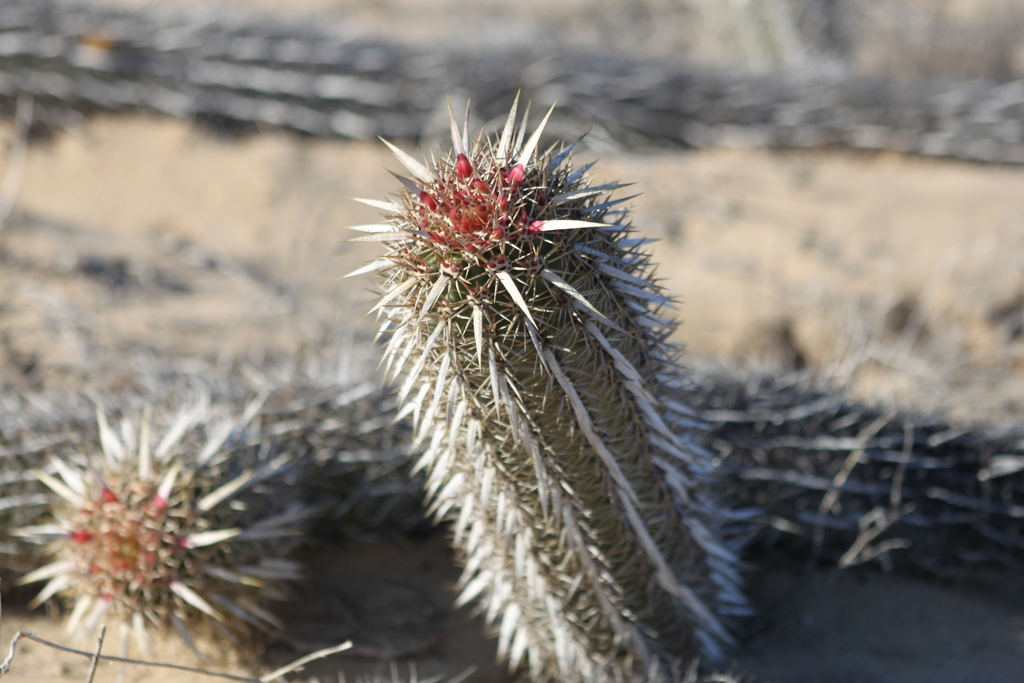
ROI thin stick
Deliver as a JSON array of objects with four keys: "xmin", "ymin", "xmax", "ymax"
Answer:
[
  {"xmin": 816, "ymin": 412, "xmax": 893, "ymax": 520},
  {"xmin": 0, "ymin": 601, "xmax": 352, "ymax": 683},
  {"xmin": 0, "ymin": 631, "xmax": 259, "ymax": 681},
  {"xmin": 0, "ymin": 632, "xmax": 21, "ymax": 677},
  {"xmin": 84, "ymin": 625, "xmax": 106, "ymax": 683},
  {"xmin": 837, "ymin": 420, "xmax": 917, "ymax": 568},
  {"xmin": 0, "ymin": 94, "xmax": 32, "ymax": 241},
  {"xmin": 889, "ymin": 421, "xmax": 914, "ymax": 512},
  {"xmin": 805, "ymin": 411, "xmax": 892, "ymax": 574},
  {"xmin": 259, "ymin": 641, "xmax": 353, "ymax": 682},
  {"xmin": 0, "ymin": 579, "xmax": 9, "ymax": 677}
]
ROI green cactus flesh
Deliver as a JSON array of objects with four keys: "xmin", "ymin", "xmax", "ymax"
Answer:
[{"xmin": 352, "ymin": 99, "xmax": 747, "ymax": 682}]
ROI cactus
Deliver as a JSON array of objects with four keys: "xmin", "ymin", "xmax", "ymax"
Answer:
[
  {"xmin": 13, "ymin": 396, "xmax": 314, "ymax": 660},
  {"xmin": 350, "ymin": 99, "xmax": 748, "ymax": 682},
  {"xmin": 0, "ymin": 465, "xmax": 49, "ymax": 572},
  {"xmin": 1, "ymin": 396, "xmax": 79, "ymax": 575}
]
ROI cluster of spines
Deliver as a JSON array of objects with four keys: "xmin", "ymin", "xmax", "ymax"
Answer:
[
  {"xmin": 351, "ymin": 98, "xmax": 748, "ymax": 682},
  {"xmin": 13, "ymin": 395, "xmax": 313, "ymax": 660}
]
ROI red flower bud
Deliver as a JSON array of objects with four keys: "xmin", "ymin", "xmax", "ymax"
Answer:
[
  {"xmin": 456, "ymin": 153, "xmax": 473, "ymax": 179},
  {"xmin": 507, "ymin": 164, "xmax": 525, "ymax": 185}
]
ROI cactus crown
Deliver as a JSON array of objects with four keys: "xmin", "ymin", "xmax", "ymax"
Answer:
[
  {"xmin": 352, "ymin": 98, "xmax": 747, "ymax": 682},
  {"xmin": 15, "ymin": 398, "xmax": 311, "ymax": 659}
]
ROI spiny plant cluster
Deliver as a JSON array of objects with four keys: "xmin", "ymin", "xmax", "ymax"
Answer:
[
  {"xmin": 350, "ymin": 98, "xmax": 749, "ymax": 682},
  {"xmin": 14, "ymin": 396, "xmax": 314, "ymax": 660}
]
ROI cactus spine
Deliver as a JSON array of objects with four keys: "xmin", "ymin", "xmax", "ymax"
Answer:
[
  {"xmin": 14, "ymin": 398, "xmax": 312, "ymax": 660},
  {"xmin": 352, "ymin": 99, "xmax": 748, "ymax": 681}
]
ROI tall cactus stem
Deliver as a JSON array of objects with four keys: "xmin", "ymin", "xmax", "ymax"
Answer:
[{"xmin": 351, "ymin": 98, "xmax": 749, "ymax": 682}]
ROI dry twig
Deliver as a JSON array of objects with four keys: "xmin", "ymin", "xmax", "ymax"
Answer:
[
  {"xmin": 0, "ymin": 95, "xmax": 32, "ymax": 244},
  {"xmin": 700, "ymin": 369, "xmax": 1024, "ymax": 576},
  {"xmin": 0, "ymin": 581, "xmax": 354, "ymax": 682},
  {"xmin": 83, "ymin": 625, "xmax": 105, "ymax": 683}
]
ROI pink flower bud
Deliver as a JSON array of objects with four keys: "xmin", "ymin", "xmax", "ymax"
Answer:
[
  {"xmin": 507, "ymin": 164, "xmax": 525, "ymax": 185},
  {"xmin": 456, "ymin": 153, "xmax": 473, "ymax": 179},
  {"xmin": 71, "ymin": 531, "xmax": 93, "ymax": 544},
  {"xmin": 419, "ymin": 191, "xmax": 437, "ymax": 211}
]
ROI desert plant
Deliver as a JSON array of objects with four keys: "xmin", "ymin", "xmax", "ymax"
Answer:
[
  {"xmin": 13, "ymin": 396, "xmax": 315, "ymax": 661},
  {"xmin": 692, "ymin": 368, "xmax": 1024, "ymax": 576},
  {"xmin": 0, "ymin": 391, "xmax": 87, "ymax": 584},
  {"xmin": 349, "ymin": 99, "xmax": 748, "ymax": 682}
]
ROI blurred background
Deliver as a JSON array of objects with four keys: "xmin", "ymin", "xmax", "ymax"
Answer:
[
  {"xmin": 2, "ymin": 0, "xmax": 1023, "ymax": 421},
  {"xmin": 1, "ymin": 2, "xmax": 1024, "ymax": 681},
  {"xmin": 101, "ymin": 0, "xmax": 1024, "ymax": 81}
]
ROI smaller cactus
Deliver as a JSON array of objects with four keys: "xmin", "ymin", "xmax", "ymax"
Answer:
[{"xmin": 14, "ymin": 396, "xmax": 314, "ymax": 660}]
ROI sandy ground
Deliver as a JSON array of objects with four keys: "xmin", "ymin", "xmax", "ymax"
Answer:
[
  {"xmin": 2, "ymin": 111, "xmax": 1024, "ymax": 682},
  {"xmin": 0, "ymin": 535, "xmax": 508, "ymax": 683},
  {"xmin": 2, "ymin": 115, "xmax": 1023, "ymax": 417}
]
